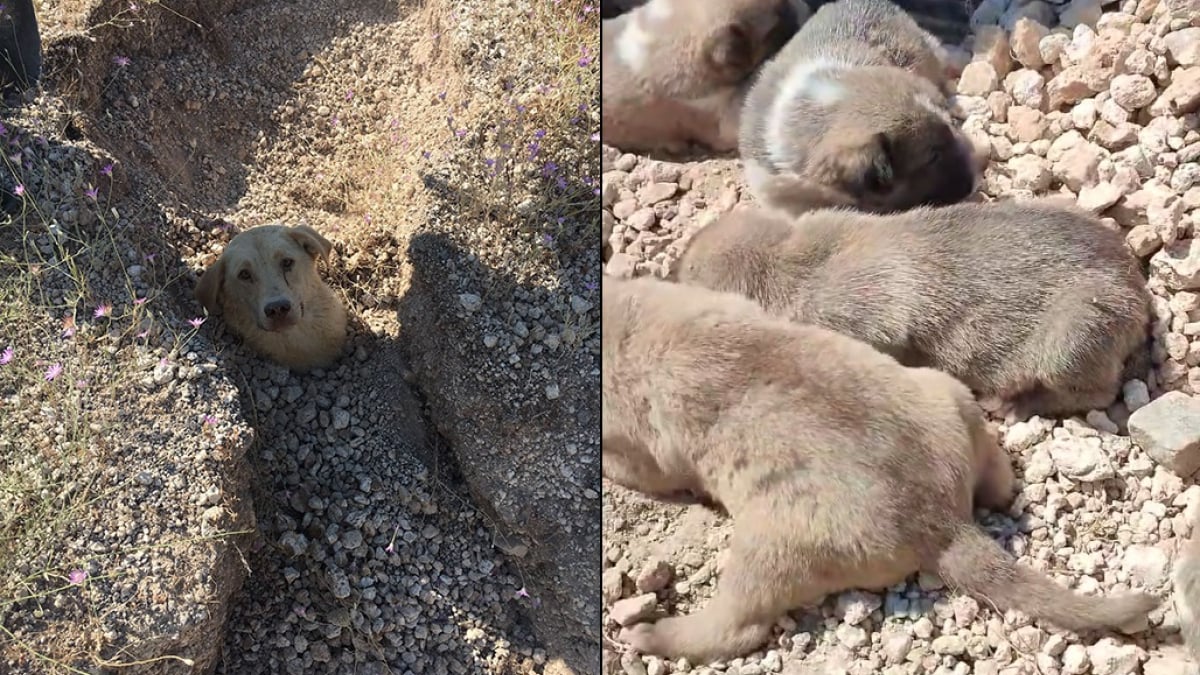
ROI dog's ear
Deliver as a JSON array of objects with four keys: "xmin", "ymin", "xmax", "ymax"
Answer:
[
  {"xmin": 809, "ymin": 132, "xmax": 895, "ymax": 198},
  {"xmin": 289, "ymin": 225, "xmax": 334, "ymax": 260},
  {"xmin": 195, "ymin": 258, "xmax": 225, "ymax": 316},
  {"xmin": 705, "ymin": 23, "xmax": 757, "ymax": 83}
]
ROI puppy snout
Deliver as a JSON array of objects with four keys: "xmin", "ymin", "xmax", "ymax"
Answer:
[{"xmin": 264, "ymin": 299, "xmax": 292, "ymax": 319}]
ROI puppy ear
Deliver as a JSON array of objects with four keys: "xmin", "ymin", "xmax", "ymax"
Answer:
[
  {"xmin": 810, "ymin": 132, "xmax": 895, "ymax": 197},
  {"xmin": 195, "ymin": 258, "xmax": 226, "ymax": 316},
  {"xmin": 705, "ymin": 23, "xmax": 757, "ymax": 82},
  {"xmin": 289, "ymin": 225, "xmax": 334, "ymax": 260}
]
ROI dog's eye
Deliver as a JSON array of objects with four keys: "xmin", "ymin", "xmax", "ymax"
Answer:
[
  {"xmin": 281, "ymin": 258, "xmax": 294, "ymax": 271},
  {"xmin": 238, "ymin": 269, "xmax": 252, "ymax": 282}
]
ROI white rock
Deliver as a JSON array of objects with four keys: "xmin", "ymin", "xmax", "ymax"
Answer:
[
  {"xmin": 1046, "ymin": 438, "xmax": 1116, "ymax": 482},
  {"xmin": 1128, "ymin": 391, "xmax": 1200, "ymax": 476},
  {"xmin": 1121, "ymin": 544, "xmax": 1171, "ymax": 589},
  {"xmin": 1086, "ymin": 638, "xmax": 1142, "ymax": 675}
]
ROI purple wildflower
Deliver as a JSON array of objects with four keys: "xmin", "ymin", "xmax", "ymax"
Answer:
[
  {"xmin": 113, "ymin": 55, "xmax": 130, "ymax": 67},
  {"xmin": 45, "ymin": 363, "xmax": 62, "ymax": 381},
  {"xmin": 0, "ymin": 346, "xmax": 12, "ymax": 365}
]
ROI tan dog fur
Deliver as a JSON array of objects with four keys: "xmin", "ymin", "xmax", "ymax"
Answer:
[
  {"xmin": 740, "ymin": 0, "xmax": 978, "ymax": 214},
  {"xmin": 601, "ymin": 0, "xmax": 805, "ymax": 153},
  {"xmin": 604, "ymin": 276, "xmax": 1159, "ymax": 662},
  {"xmin": 195, "ymin": 224, "xmax": 347, "ymax": 372},
  {"xmin": 1174, "ymin": 509, "xmax": 1200, "ymax": 661},
  {"xmin": 674, "ymin": 200, "xmax": 1151, "ymax": 419}
]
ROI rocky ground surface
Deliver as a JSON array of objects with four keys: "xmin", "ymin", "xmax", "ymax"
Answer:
[
  {"xmin": 601, "ymin": 0, "xmax": 1200, "ymax": 674},
  {"xmin": 1, "ymin": 0, "xmax": 599, "ymax": 672}
]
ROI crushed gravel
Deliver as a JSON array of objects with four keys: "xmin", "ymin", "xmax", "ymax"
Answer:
[{"xmin": 602, "ymin": 1, "xmax": 1200, "ymax": 674}]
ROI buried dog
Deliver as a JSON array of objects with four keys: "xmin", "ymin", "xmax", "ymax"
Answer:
[
  {"xmin": 195, "ymin": 224, "xmax": 347, "ymax": 371},
  {"xmin": 739, "ymin": 0, "xmax": 978, "ymax": 214},
  {"xmin": 603, "ymin": 276, "xmax": 1159, "ymax": 662},
  {"xmin": 601, "ymin": 0, "xmax": 805, "ymax": 153},
  {"xmin": 674, "ymin": 200, "xmax": 1151, "ymax": 420}
]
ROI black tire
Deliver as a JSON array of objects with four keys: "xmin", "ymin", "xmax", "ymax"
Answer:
[{"xmin": 1, "ymin": 0, "xmax": 42, "ymax": 95}]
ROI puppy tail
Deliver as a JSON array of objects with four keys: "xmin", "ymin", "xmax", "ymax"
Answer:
[
  {"xmin": 931, "ymin": 524, "xmax": 1159, "ymax": 633},
  {"xmin": 1174, "ymin": 511, "xmax": 1200, "ymax": 660}
]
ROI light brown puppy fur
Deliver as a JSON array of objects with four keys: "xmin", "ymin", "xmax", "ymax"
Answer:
[
  {"xmin": 601, "ymin": 0, "xmax": 805, "ymax": 153},
  {"xmin": 674, "ymin": 201, "xmax": 1151, "ymax": 420},
  {"xmin": 195, "ymin": 224, "xmax": 347, "ymax": 372},
  {"xmin": 740, "ymin": 0, "xmax": 978, "ymax": 214},
  {"xmin": 604, "ymin": 276, "xmax": 1158, "ymax": 662},
  {"xmin": 1173, "ymin": 509, "xmax": 1200, "ymax": 661}
]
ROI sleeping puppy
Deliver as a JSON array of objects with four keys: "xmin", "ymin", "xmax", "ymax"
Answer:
[
  {"xmin": 740, "ymin": 0, "xmax": 977, "ymax": 214},
  {"xmin": 195, "ymin": 224, "xmax": 348, "ymax": 372},
  {"xmin": 602, "ymin": 0, "xmax": 806, "ymax": 153},
  {"xmin": 674, "ymin": 200, "xmax": 1151, "ymax": 420},
  {"xmin": 604, "ymin": 276, "xmax": 1158, "ymax": 663}
]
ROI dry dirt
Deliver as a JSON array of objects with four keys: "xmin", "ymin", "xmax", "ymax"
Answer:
[{"xmin": 1, "ymin": 0, "xmax": 599, "ymax": 672}]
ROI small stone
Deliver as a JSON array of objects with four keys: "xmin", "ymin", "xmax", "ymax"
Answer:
[
  {"xmin": 1077, "ymin": 182, "xmax": 1124, "ymax": 212},
  {"xmin": 1086, "ymin": 410, "xmax": 1120, "ymax": 434},
  {"xmin": 1062, "ymin": 644, "xmax": 1090, "ymax": 674},
  {"xmin": 1008, "ymin": 106, "xmax": 1048, "ymax": 143},
  {"xmin": 1121, "ymin": 544, "xmax": 1171, "ymax": 589},
  {"xmin": 1006, "ymin": 70, "xmax": 1046, "ymax": 109},
  {"xmin": 836, "ymin": 624, "xmax": 870, "ymax": 649},
  {"xmin": 1109, "ymin": 74, "xmax": 1158, "ymax": 110},
  {"xmin": 331, "ymin": 407, "xmax": 350, "ymax": 430},
  {"xmin": 1086, "ymin": 638, "xmax": 1142, "ymax": 675},
  {"xmin": 545, "ymin": 383, "xmax": 561, "ymax": 400},
  {"xmin": 1128, "ymin": 391, "xmax": 1200, "ymax": 476},
  {"xmin": 932, "ymin": 635, "xmax": 967, "ymax": 656},
  {"xmin": 636, "ymin": 558, "xmax": 674, "ymax": 593},
  {"xmin": 958, "ymin": 61, "xmax": 1000, "ymax": 96},
  {"xmin": 1047, "ymin": 438, "xmax": 1115, "ymax": 481},
  {"xmin": 836, "ymin": 591, "xmax": 882, "ymax": 626},
  {"xmin": 638, "ymin": 182, "xmax": 678, "ymax": 205},
  {"xmin": 626, "ymin": 208, "xmax": 657, "ymax": 231},
  {"xmin": 1012, "ymin": 19, "xmax": 1050, "ymax": 68},
  {"xmin": 882, "ymin": 633, "xmax": 912, "ymax": 665},
  {"xmin": 1009, "ymin": 154, "xmax": 1052, "ymax": 190},
  {"xmin": 340, "ymin": 529, "xmax": 363, "ymax": 550},
  {"xmin": 1157, "ymin": 67, "xmax": 1200, "ymax": 115},
  {"xmin": 1123, "ymin": 380, "xmax": 1151, "ymax": 411},
  {"xmin": 602, "ymin": 568, "xmax": 626, "ymax": 605},
  {"xmin": 610, "ymin": 593, "xmax": 658, "ymax": 626},
  {"xmin": 458, "ymin": 293, "xmax": 482, "ymax": 312},
  {"xmin": 1164, "ymin": 27, "xmax": 1200, "ymax": 67}
]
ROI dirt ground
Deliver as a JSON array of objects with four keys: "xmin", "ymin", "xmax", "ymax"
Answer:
[{"xmin": 1, "ymin": 0, "xmax": 599, "ymax": 672}]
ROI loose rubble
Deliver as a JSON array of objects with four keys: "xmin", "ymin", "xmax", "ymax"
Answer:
[{"xmin": 603, "ymin": 0, "xmax": 1200, "ymax": 672}]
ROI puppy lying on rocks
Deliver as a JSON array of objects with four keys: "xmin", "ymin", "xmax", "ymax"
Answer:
[
  {"xmin": 603, "ymin": 276, "xmax": 1158, "ymax": 662},
  {"xmin": 674, "ymin": 200, "xmax": 1151, "ymax": 420},
  {"xmin": 602, "ymin": 0, "xmax": 805, "ymax": 153},
  {"xmin": 740, "ymin": 0, "xmax": 977, "ymax": 213}
]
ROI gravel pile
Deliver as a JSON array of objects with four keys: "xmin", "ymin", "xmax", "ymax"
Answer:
[
  {"xmin": 0, "ymin": 100, "xmax": 256, "ymax": 672},
  {"xmin": 4, "ymin": 0, "xmax": 598, "ymax": 671},
  {"xmin": 602, "ymin": 1, "xmax": 1200, "ymax": 674}
]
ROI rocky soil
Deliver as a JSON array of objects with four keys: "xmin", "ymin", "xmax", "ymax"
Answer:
[
  {"xmin": 1, "ymin": 0, "xmax": 599, "ymax": 672},
  {"xmin": 601, "ymin": 0, "xmax": 1200, "ymax": 674}
]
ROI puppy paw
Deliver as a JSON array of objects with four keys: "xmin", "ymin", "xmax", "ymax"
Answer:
[{"xmin": 618, "ymin": 622, "xmax": 666, "ymax": 655}]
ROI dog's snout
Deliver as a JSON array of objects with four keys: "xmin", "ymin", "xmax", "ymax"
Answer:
[{"xmin": 264, "ymin": 299, "xmax": 292, "ymax": 319}]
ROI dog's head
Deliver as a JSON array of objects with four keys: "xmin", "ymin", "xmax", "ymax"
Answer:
[
  {"xmin": 195, "ymin": 224, "xmax": 334, "ymax": 334},
  {"xmin": 699, "ymin": 0, "xmax": 805, "ymax": 86},
  {"xmin": 798, "ymin": 68, "xmax": 979, "ymax": 213}
]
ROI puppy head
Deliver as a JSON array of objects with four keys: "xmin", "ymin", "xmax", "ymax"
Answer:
[
  {"xmin": 802, "ymin": 70, "xmax": 979, "ymax": 213},
  {"xmin": 700, "ymin": 0, "xmax": 804, "ymax": 85},
  {"xmin": 674, "ymin": 208, "xmax": 793, "ymax": 293},
  {"xmin": 195, "ymin": 224, "xmax": 334, "ymax": 333}
]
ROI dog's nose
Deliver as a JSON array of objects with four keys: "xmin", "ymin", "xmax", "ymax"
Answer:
[{"xmin": 264, "ymin": 299, "xmax": 292, "ymax": 318}]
